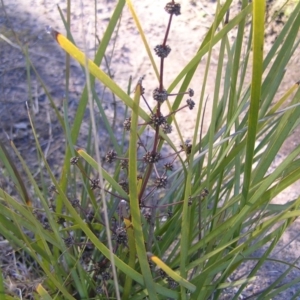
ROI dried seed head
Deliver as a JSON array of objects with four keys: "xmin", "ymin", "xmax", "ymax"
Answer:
[
  {"xmin": 188, "ymin": 88, "xmax": 194, "ymax": 97},
  {"xmin": 167, "ymin": 277, "xmax": 179, "ymax": 289},
  {"xmin": 70, "ymin": 156, "xmax": 79, "ymax": 165},
  {"xmin": 161, "ymin": 122, "xmax": 172, "ymax": 134},
  {"xmin": 43, "ymin": 221, "xmax": 51, "ymax": 230},
  {"xmin": 101, "ymin": 271, "xmax": 111, "ymax": 281},
  {"xmin": 105, "ymin": 150, "xmax": 117, "ymax": 163},
  {"xmin": 154, "ymin": 44, "xmax": 171, "ymax": 58},
  {"xmin": 164, "ymin": 162, "xmax": 174, "ymax": 171},
  {"xmin": 34, "ymin": 210, "xmax": 48, "ymax": 227},
  {"xmin": 155, "ymin": 175, "xmax": 168, "ymax": 188},
  {"xmin": 48, "ymin": 184, "xmax": 58, "ymax": 194},
  {"xmin": 86, "ymin": 210, "xmax": 95, "ymax": 222},
  {"xmin": 153, "ymin": 87, "xmax": 168, "ymax": 103},
  {"xmin": 138, "ymin": 75, "xmax": 145, "ymax": 84},
  {"xmin": 186, "ymin": 144, "xmax": 192, "ymax": 154},
  {"xmin": 143, "ymin": 151, "xmax": 162, "ymax": 164},
  {"xmin": 93, "ymin": 261, "xmax": 104, "ymax": 274},
  {"xmin": 144, "ymin": 212, "xmax": 152, "ymax": 223},
  {"xmin": 180, "ymin": 140, "xmax": 192, "ymax": 154},
  {"xmin": 57, "ymin": 217, "xmax": 65, "ymax": 225},
  {"xmin": 150, "ymin": 113, "xmax": 166, "ymax": 126},
  {"xmin": 120, "ymin": 159, "xmax": 128, "ymax": 170},
  {"xmin": 64, "ymin": 236, "xmax": 75, "ymax": 247},
  {"xmin": 90, "ymin": 178, "xmax": 100, "ymax": 190},
  {"xmin": 71, "ymin": 199, "xmax": 80, "ymax": 208},
  {"xmin": 165, "ymin": 2, "xmax": 181, "ymax": 15},
  {"xmin": 50, "ymin": 203, "xmax": 56, "ymax": 211},
  {"xmin": 119, "ymin": 180, "xmax": 129, "ymax": 193},
  {"xmin": 95, "ymin": 286, "xmax": 103, "ymax": 295},
  {"xmin": 115, "ymin": 227, "xmax": 127, "ymax": 244},
  {"xmin": 186, "ymin": 98, "xmax": 195, "ymax": 110},
  {"xmin": 111, "ymin": 216, "xmax": 117, "ymax": 228},
  {"xmin": 158, "ymin": 269, "xmax": 167, "ymax": 278},
  {"xmin": 123, "ymin": 118, "xmax": 131, "ymax": 131},
  {"xmin": 201, "ymin": 188, "xmax": 209, "ymax": 198}
]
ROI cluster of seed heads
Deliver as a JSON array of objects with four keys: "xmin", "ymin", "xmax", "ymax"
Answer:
[{"xmin": 42, "ymin": 2, "xmax": 211, "ymax": 296}]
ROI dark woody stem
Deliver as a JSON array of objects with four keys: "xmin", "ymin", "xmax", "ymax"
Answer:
[
  {"xmin": 152, "ymin": 123, "xmax": 160, "ymax": 152},
  {"xmin": 138, "ymin": 110, "xmax": 161, "ymax": 203},
  {"xmin": 168, "ymin": 92, "xmax": 189, "ymax": 96},
  {"xmin": 159, "ymin": 58, "xmax": 165, "ymax": 91},
  {"xmin": 164, "ymin": 104, "xmax": 189, "ymax": 117},
  {"xmin": 162, "ymin": 12, "xmax": 173, "ymax": 47},
  {"xmin": 141, "ymin": 185, "xmax": 157, "ymax": 203},
  {"xmin": 138, "ymin": 4, "xmax": 177, "ymax": 204},
  {"xmin": 159, "ymin": 12, "xmax": 173, "ymax": 90}
]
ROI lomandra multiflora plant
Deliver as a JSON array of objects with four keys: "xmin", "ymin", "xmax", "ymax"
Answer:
[
  {"xmin": 47, "ymin": 1, "xmax": 201, "ymax": 298},
  {"xmin": 3, "ymin": 0, "xmax": 300, "ymax": 299}
]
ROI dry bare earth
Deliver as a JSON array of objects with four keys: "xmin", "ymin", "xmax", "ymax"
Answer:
[{"xmin": 0, "ymin": 0, "xmax": 300, "ymax": 298}]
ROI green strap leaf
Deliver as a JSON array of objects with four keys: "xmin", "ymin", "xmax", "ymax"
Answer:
[
  {"xmin": 128, "ymin": 82, "xmax": 157, "ymax": 299},
  {"xmin": 242, "ymin": 0, "xmax": 265, "ymax": 203}
]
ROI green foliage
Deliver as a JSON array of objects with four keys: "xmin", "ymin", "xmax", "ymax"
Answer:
[{"xmin": 1, "ymin": 0, "xmax": 300, "ymax": 299}]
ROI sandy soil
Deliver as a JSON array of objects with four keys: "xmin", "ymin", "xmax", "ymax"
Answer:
[{"xmin": 0, "ymin": 0, "xmax": 300, "ymax": 298}]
